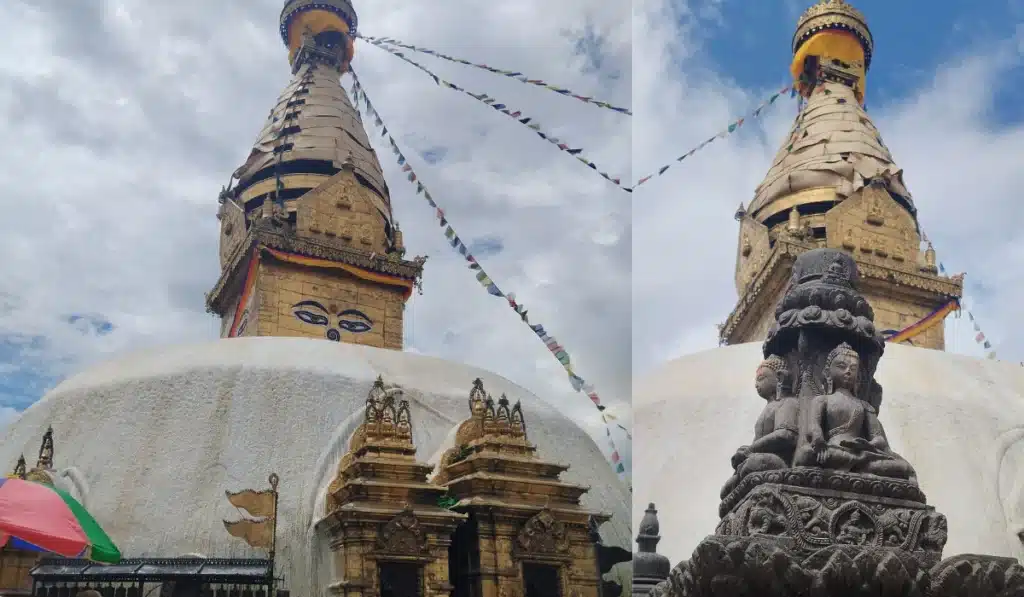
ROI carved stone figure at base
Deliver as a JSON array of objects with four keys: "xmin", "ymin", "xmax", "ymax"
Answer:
[
  {"xmin": 793, "ymin": 342, "xmax": 917, "ymax": 483},
  {"xmin": 721, "ymin": 355, "xmax": 799, "ymax": 498}
]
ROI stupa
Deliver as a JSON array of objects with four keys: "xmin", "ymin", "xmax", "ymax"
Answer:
[
  {"xmin": 0, "ymin": 2, "xmax": 630, "ymax": 596},
  {"xmin": 634, "ymin": 1, "xmax": 1024, "ymax": 594}
]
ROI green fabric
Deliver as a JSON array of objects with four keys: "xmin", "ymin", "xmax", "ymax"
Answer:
[{"xmin": 50, "ymin": 484, "xmax": 121, "ymax": 563}]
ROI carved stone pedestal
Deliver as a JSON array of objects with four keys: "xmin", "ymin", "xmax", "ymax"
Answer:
[
  {"xmin": 647, "ymin": 245, "xmax": 1024, "ymax": 596},
  {"xmin": 650, "ymin": 535, "xmax": 1024, "ymax": 597},
  {"xmin": 716, "ymin": 468, "xmax": 947, "ymax": 568}
]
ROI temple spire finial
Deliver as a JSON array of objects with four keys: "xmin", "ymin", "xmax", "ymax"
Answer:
[
  {"xmin": 633, "ymin": 502, "xmax": 671, "ymax": 594},
  {"xmin": 280, "ymin": 0, "xmax": 358, "ymax": 73},
  {"xmin": 792, "ymin": 0, "xmax": 872, "ymax": 103},
  {"xmin": 12, "ymin": 455, "xmax": 26, "ymax": 479},
  {"xmin": 36, "ymin": 425, "xmax": 54, "ymax": 470}
]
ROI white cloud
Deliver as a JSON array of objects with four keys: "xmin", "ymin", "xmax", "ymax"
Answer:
[
  {"xmin": 632, "ymin": 0, "xmax": 1024, "ymax": 374},
  {"xmin": 0, "ymin": 0, "xmax": 631, "ymax": 467},
  {"xmin": 0, "ymin": 407, "xmax": 20, "ymax": 431}
]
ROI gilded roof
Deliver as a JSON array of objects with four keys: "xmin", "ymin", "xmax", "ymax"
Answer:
[
  {"xmin": 232, "ymin": 61, "xmax": 391, "ymax": 216},
  {"xmin": 749, "ymin": 81, "xmax": 911, "ymax": 217},
  {"xmin": 794, "ymin": 0, "xmax": 873, "ymax": 68}
]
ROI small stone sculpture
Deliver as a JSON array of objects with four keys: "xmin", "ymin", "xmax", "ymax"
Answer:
[
  {"xmin": 793, "ymin": 341, "xmax": 917, "ymax": 481},
  {"xmin": 720, "ymin": 355, "xmax": 798, "ymax": 497}
]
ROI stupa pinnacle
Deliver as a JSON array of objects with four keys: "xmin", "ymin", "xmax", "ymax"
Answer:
[
  {"xmin": 722, "ymin": 0, "xmax": 962, "ymax": 350},
  {"xmin": 206, "ymin": 0, "xmax": 424, "ymax": 350}
]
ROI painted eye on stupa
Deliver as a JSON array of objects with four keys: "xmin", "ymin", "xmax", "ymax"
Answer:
[
  {"xmin": 292, "ymin": 300, "xmax": 330, "ymax": 326},
  {"xmin": 337, "ymin": 309, "xmax": 373, "ymax": 334}
]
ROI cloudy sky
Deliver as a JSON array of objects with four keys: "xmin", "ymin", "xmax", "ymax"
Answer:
[
  {"xmin": 634, "ymin": 0, "xmax": 1024, "ymax": 375},
  {"xmin": 3, "ymin": 0, "xmax": 1023, "ymax": 490},
  {"xmin": 0, "ymin": 0, "xmax": 632, "ymax": 472}
]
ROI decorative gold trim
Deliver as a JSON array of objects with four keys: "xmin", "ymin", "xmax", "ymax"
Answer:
[
  {"xmin": 206, "ymin": 220, "xmax": 425, "ymax": 314},
  {"xmin": 752, "ymin": 187, "xmax": 839, "ymax": 223},
  {"xmin": 793, "ymin": 0, "xmax": 873, "ymax": 67},
  {"xmin": 721, "ymin": 240, "xmax": 963, "ymax": 344}
]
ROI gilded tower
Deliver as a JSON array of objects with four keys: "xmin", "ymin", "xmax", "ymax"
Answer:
[
  {"xmin": 721, "ymin": 0, "xmax": 962, "ymax": 350},
  {"xmin": 206, "ymin": 0, "xmax": 424, "ymax": 350}
]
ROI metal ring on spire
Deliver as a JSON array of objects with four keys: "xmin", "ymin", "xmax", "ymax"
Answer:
[
  {"xmin": 280, "ymin": 0, "xmax": 358, "ymax": 65},
  {"xmin": 792, "ymin": 0, "xmax": 873, "ymax": 70}
]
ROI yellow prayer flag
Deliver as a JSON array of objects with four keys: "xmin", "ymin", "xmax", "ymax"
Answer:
[
  {"xmin": 225, "ymin": 488, "xmax": 276, "ymax": 519},
  {"xmin": 223, "ymin": 518, "xmax": 274, "ymax": 550}
]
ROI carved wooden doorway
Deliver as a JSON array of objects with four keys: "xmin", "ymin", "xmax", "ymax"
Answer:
[
  {"xmin": 448, "ymin": 515, "xmax": 479, "ymax": 597},
  {"xmin": 379, "ymin": 562, "xmax": 423, "ymax": 597},
  {"xmin": 522, "ymin": 563, "xmax": 561, "ymax": 597}
]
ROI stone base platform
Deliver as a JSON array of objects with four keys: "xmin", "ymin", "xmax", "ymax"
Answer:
[
  {"xmin": 716, "ymin": 467, "xmax": 946, "ymax": 568},
  {"xmin": 650, "ymin": 535, "xmax": 1024, "ymax": 597}
]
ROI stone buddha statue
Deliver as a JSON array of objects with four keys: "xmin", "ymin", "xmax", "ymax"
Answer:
[
  {"xmin": 721, "ymin": 354, "xmax": 800, "ymax": 497},
  {"xmin": 794, "ymin": 342, "xmax": 917, "ymax": 482}
]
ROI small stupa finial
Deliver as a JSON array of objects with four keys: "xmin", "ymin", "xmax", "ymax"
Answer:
[
  {"xmin": 36, "ymin": 425, "xmax": 54, "ymax": 470},
  {"xmin": 12, "ymin": 455, "xmax": 26, "ymax": 479},
  {"xmin": 734, "ymin": 202, "xmax": 746, "ymax": 221}
]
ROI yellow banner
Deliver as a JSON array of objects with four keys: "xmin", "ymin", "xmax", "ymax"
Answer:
[
  {"xmin": 225, "ymin": 488, "xmax": 276, "ymax": 519},
  {"xmin": 791, "ymin": 30, "xmax": 867, "ymax": 102},
  {"xmin": 223, "ymin": 518, "xmax": 274, "ymax": 550}
]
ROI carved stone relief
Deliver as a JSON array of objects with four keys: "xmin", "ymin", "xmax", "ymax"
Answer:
[
  {"xmin": 825, "ymin": 183, "xmax": 920, "ymax": 268},
  {"xmin": 376, "ymin": 507, "xmax": 429, "ymax": 555},
  {"xmin": 734, "ymin": 216, "xmax": 771, "ymax": 293},
  {"xmin": 516, "ymin": 510, "xmax": 570, "ymax": 555}
]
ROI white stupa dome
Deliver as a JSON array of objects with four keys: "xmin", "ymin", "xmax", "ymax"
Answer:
[
  {"xmin": 0, "ymin": 337, "xmax": 629, "ymax": 597},
  {"xmin": 633, "ymin": 341, "xmax": 1024, "ymax": 566}
]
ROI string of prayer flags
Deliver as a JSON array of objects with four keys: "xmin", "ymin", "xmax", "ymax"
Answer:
[
  {"xmin": 631, "ymin": 85, "xmax": 795, "ymax": 190},
  {"xmin": 360, "ymin": 36, "xmax": 632, "ymax": 193},
  {"xmin": 348, "ymin": 69, "xmax": 629, "ymax": 483},
  {"xmin": 937, "ymin": 262, "xmax": 998, "ymax": 360},
  {"xmin": 358, "ymin": 34, "xmax": 632, "ymax": 115}
]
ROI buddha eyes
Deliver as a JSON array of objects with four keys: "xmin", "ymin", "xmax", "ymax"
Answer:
[
  {"xmin": 294, "ymin": 310, "xmax": 372, "ymax": 333},
  {"xmin": 295, "ymin": 310, "xmax": 330, "ymax": 326},
  {"xmin": 338, "ymin": 320, "xmax": 371, "ymax": 333}
]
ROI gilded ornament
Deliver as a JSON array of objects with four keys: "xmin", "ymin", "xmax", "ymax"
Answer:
[{"xmin": 794, "ymin": 0, "xmax": 873, "ymax": 69}]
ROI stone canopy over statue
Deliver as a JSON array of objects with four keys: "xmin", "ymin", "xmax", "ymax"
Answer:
[
  {"xmin": 649, "ymin": 249, "xmax": 1024, "ymax": 596},
  {"xmin": 724, "ymin": 249, "xmax": 917, "ymax": 495}
]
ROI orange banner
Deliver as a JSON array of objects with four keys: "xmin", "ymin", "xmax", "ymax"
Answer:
[
  {"xmin": 261, "ymin": 246, "xmax": 415, "ymax": 299},
  {"xmin": 885, "ymin": 300, "xmax": 959, "ymax": 344},
  {"xmin": 228, "ymin": 248, "xmax": 262, "ymax": 337}
]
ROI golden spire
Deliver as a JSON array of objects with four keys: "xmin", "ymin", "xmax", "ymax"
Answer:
[
  {"xmin": 794, "ymin": 0, "xmax": 872, "ymax": 66},
  {"xmin": 791, "ymin": 0, "xmax": 872, "ymax": 103},
  {"xmin": 279, "ymin": 0, "xmax": 358, "ymax": 71}
]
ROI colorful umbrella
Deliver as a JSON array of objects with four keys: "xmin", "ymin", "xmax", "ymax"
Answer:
[{"xmin": 0, "ymin": 477, "xmax": 120, "ymax": 563}]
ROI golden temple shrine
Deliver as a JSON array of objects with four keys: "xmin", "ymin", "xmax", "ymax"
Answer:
[
  {"xmin": 207, "ymin": 0, "xmax": 424, "ymax": 351},
  {"xmin": 722, "ymin": 0, "xmax": 962, "ymax": 350}
]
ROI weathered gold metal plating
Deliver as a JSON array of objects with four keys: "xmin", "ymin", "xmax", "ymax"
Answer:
[{"xmin": 794, "ymin": 0, "xmax": 873, "ymax": 67}]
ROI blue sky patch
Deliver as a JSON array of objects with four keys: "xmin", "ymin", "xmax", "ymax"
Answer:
[
  {"xmin": 419, "ymin": 146, "xmax": 448, "ymax": 164},
  {"xmin": 0, "ymin": 314, "xmax": 113, "ymax": 413},
  {"xmin": 690, "ymin": 0, "xmax": 1024, "ymax": 124},
  {"xmin": 67, "ymin": 313, "xmax": 114, "ymax": 336},
  {"xmin": 467, "ymin": 234, "xmax": 505, "ymax": 258},
  {"xmin": 0, "ymin": 334, "xmax": 60, "ymax": 411}
]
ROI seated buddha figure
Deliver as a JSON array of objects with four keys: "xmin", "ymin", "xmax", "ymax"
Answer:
[
  {"xmin": 794, "ymin": 342, "xmax": 917, "ymax": 482},
  {"xmin": 721, "ymin": 355, "xmax": 799, "ymax": 498}
]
